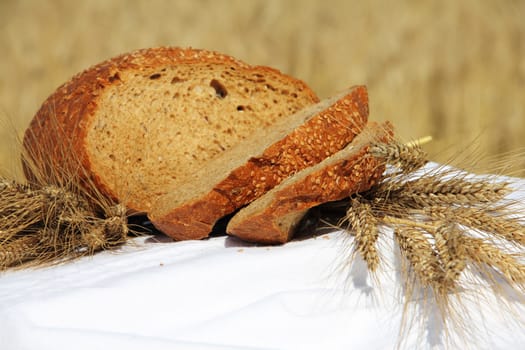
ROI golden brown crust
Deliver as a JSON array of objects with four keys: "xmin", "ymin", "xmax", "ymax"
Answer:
[
  {"xmin": 227, "ymin": 149, "xmax": 384, "ymax": 244},
  {"xmin": 226, "ymin": 122, "xmax": 393, "ymax": 244},
  {"xmin": 150, "ymin": 87, "xmax": 369, "ymax": 241},
  {"xmin": 23, "ymin": 47, "xmax": 318, "ymax": 202}
]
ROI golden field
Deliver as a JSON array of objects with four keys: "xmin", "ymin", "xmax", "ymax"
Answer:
[{"xmin": 1, "ymin": 0, "xmax": 524, "ymax": 176}]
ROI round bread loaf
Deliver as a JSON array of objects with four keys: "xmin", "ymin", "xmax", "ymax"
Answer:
[{"xmin": 23, "ymin": 47, "xmax": 319, "ymax": 213}]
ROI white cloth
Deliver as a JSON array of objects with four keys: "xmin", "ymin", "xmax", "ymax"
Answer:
[{"xmin": 1, "ymin": 173, "xmax": 524, "ymax": 350}]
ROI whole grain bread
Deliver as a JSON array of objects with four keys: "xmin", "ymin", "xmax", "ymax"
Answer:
[
  {"xmin": 149, "ymin": 86, "xmax": 369, "ymax": 240},
  {"xmin": 23, "ymin": 47, "xmax": 319, "ymax": 213},
  {"xmin": 226, "ymin": 121, "xmax": 393, "ymax": 244}
]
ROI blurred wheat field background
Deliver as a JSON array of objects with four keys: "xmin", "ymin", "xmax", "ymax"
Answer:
[{"xmin": 1, "ymin": 0, "xmax": 524, "ymax": 178}]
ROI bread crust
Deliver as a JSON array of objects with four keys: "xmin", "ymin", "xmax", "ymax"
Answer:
[
  {"xmin": 23, "ymin": 47, "xmax": 319, "ymax": 207},
  {"xmin": 226, "ymin": 122, "xmax": 393, "ymax": 244},
  {"xmin": 151, "ymin": 87, "xmax": 369, "ymax": 240}
]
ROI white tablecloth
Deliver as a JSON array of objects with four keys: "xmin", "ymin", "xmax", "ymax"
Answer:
[{"xmin": 1, "ymin": 172, "xmax": 524, "ymax": 350}]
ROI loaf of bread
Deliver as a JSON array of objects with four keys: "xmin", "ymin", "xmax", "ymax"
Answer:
[
  {"xmin": 226, "ymin": 122, "xmax": 393, "ymax": 244},
  {"xmin": 23, "ymin": 47, "xmax": 319, "ymax": 213},
  {"xmin": 149, "ymin": 86, "xmax": 369, "ymax": 240}
]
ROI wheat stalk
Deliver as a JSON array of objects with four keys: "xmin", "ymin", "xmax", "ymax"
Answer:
[
  {"xmin": 375, "ymin": 175, "xmax": 510, "ymax": 209},
  {"xmin": 433, "ymin": 224, "xmax": 467, "ymax": 291},
  {"xmin": 461, "ymin": 236, "xmax": 525, "ymax": 288},
  {"xmin": 341, "ymin": 198, "xmax": 380, "ymax": 271},
  {"xmin": 425, "ymin": 206, "xmax": 525, "ymax": 246},
  {"xmin": 394, "ymin": 226, "xmax": 445, "ymax": 289},
  {"xmin": 370, "ymin": 141, "xmax": 428, "ymax": 174},
  {"xmin": 0, "ymin": 235, "xmax": 40, "ymax": 268}
]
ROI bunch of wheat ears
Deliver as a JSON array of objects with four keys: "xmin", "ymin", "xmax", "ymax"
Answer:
[
  {"xmin": 319, "ymin": 137, "xmax": 525, "ymax": 346},
  {"xmin": 339, "ymin": 140, "xmax": 525, "ymax": 294},
  {"xmin": 0, "ymin": 179, "xmax": 129, "ymax": 269},
  {"xmin": 0, "ymin": 140, "xmax": 130, "ymax": 269}
]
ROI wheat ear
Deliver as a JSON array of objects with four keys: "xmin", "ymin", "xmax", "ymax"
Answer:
[{"xmin": 341, "ymin": 198, "xmax": 380, "ymax": 271}]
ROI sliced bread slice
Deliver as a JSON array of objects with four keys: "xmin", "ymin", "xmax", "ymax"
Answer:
[
  {"xmin": 226, "ymin": 121, "xmax": 393, "ymax": 244},
  {"xmin": 149, "ymin": 86, "xmax": 369, "ymax": 240},
  {"xmin": 23, "ymin": 47, "xmax": 319, "ymax": 213}
]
